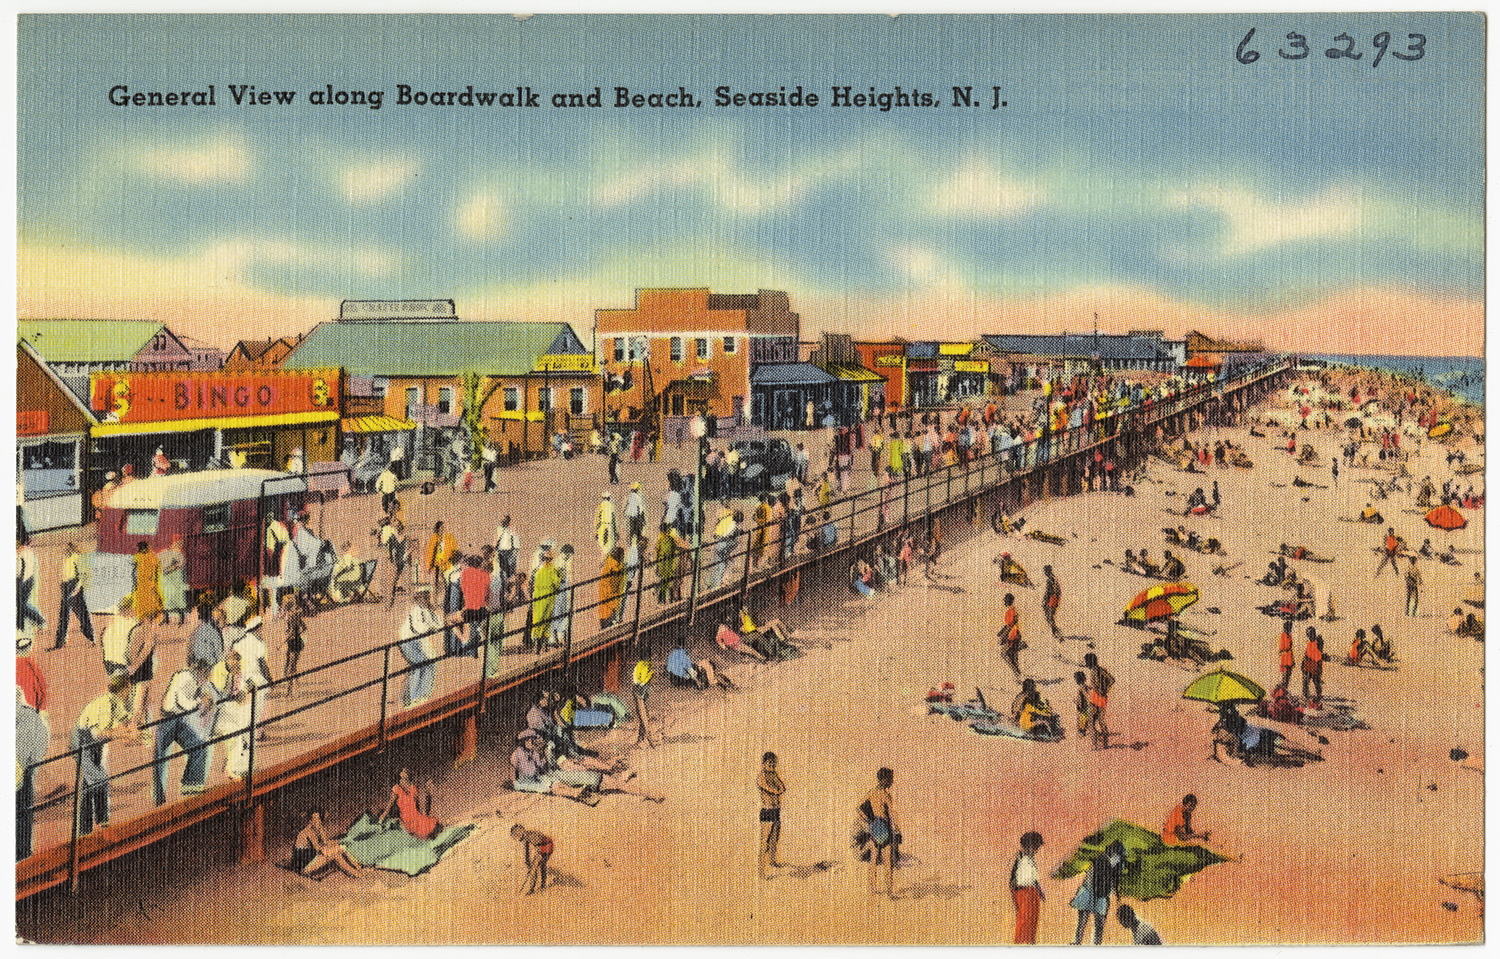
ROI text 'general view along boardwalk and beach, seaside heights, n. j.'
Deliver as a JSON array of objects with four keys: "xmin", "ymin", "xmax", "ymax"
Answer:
[{"xmin": 14, "ymin": 13, "xmax": 1484, "ymax": 946}]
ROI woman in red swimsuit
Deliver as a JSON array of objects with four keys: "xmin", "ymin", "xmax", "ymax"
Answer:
[{"xmin": 379, "ymin": 767, "xmax": 440, "ymax": 840}]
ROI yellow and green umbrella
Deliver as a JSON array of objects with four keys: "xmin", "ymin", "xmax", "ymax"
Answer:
[{"xmin": 1182, "ymin": 668, "xmax": 1265, "ymax": 705}]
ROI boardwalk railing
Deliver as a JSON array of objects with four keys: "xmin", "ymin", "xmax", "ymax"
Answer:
[{"xmin": 16, "ymin": 357, "xmax": 1291, "ymax": 899}]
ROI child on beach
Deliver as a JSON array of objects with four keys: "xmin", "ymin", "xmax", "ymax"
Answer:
[{"xmin": 511, "ymin": 823, "xmax": 554, "ymax": 895}]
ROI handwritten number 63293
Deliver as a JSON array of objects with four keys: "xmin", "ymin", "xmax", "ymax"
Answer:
[{"xmin": 1236, "ymin": 28, "xmax": 1426, "ymax": 67}]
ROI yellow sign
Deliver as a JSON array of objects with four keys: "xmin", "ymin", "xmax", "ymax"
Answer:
[
  {"xmin": 534, "ymin": 353, "xmax": 597, "ymax": 373},
  {"xmin": 875, "ymin": 355, "xmax": 904, "ymax": 367},
  {"xmin": 939, "ymin": 342, "xmax": 974, "ymax": 356},
  {"xmin": 953, "ymin": 360, "xmax": 989, "ymax": 373}
]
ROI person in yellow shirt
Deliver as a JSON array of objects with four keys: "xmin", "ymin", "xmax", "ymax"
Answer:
[
  {"xmin": 426, "ymin": 520, "xmax": 456, "ymax": 595},
  {"xmin": 632, "ymin": 657, "xmax": 659, "ymax": 747}
]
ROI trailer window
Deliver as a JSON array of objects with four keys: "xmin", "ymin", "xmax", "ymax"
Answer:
[
  {"xmin": 204, "ymin": 503, "xmax": 230, "ymax": 533},
  {"xmin": 124, "ymin": 509, "xmax": 159, "ymax": 536}
]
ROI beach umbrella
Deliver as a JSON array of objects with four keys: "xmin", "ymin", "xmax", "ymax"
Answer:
[
  {"xmin": 1429, "ymin": 422, "xmax": 1453, "ymax": 439},
  {"xmin": 1124, "ymin": 581, "xmax": 1200, "ymax": 621},
  {"xmin": 1181, "ymin": 668, "xmax": 1265, "ymax": 706},
  {"xmin": 1425, "ymin": 504, "xmax": 1467, "ymax": 531}
]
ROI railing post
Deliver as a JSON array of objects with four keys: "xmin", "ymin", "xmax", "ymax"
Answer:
[
  {"xmin": 245, "ymin": 688, "xmax": 257, "ymax": 806},
  {"xmin": 68, "ymin": 750, "xmax": 84, "ymax": 895},
  {"xmin": 739, "ymin": 520, "xmax": 754, "ymax": 606},
  {"xmin": 377, "ymin": 645, "xmax": 392, "ymax": 750},
  {"xmin": 478, "ymin": 609, "xmax": 492, "ymax": 717},
  {"xmin": 630, "ymin": 546, "xmax": 647, "ymax": 651}
]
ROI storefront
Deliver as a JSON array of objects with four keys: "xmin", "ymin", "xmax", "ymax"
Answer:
[
  {"xmin": 750, "ymin": 362, "xmax": 838, "ymax": 430},
  {"xmin": 87, "ymin": 368, "xmax": 343, "ymax": 479},
  {"xmin": 826, "ymin": 363, "xmax": 886, "ymax": 421},
  {"xmin": 18, "ymin": 341, "xmax": 96, "ymax": 531}
]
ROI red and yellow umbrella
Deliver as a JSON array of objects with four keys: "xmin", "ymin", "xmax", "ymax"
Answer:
[
  {"xmin": 1124, "ymin": 581, "xmax": 1200, "ymax": 621},
  {"xmin": 1425, "ymin": 504, "xmax": 1468, "ymax": 531}
]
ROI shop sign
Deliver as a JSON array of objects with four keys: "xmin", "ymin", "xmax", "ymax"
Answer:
[
  {"xmin": 953, "ymin": 360, "xmax": 989, "ymax": 373},
  {"xmin": 875, "ymin": 354, "xmax": 905, "ymax": 367},
  {"xmin": 18, "ymin": 410, "xmax": 49, "ymax": 436},
  {"xmin": 534, "ymin": 353, "xmax": 597, "ymax": 373},
  {"xmin": 939, "ymin": 342, "xmax": 974, "ymax": 356},
  {"xmin": 90, "ymin": 369, "xmax": 341, "ymax": 424}
]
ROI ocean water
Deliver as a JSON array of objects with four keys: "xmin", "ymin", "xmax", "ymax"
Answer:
[{"xmin": 1305, "ymin": 353, "xmax": 1485, "ymax": 406}]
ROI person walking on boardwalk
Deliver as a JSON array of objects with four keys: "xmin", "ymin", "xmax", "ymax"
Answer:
[
  {"xmin": 758, "ymin": 751, "xmax": 786, "ymax": 879},
  {"xmin": 1404, "ymin": 556, "xmax": 1423, "ymax": 618},
  {"xmin": 1010, "ymin": 831, "xmax": 1045, "ymax": 944},
  {"xmin": 426, "ymin": 520, "xmax": 456, "ymax": 596},
  {"xmin": 529, "ymin": 545, "xmax": 560, "ymax": 652},
  {"xmin": 53, "ymin": 541, "xmax": 94, "ymax": 649},
  {"xmin": 1042, "ymin": 565, "xmax": 1063, "ymax": 641},
  {"xmin": 595, "ymin": 491, "xmax": 617, "ymax": 559}
]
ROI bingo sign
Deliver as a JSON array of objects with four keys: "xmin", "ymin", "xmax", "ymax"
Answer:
[{"xmin": 90, "ymin": 369, "xmax": 342, "ymax": 424}]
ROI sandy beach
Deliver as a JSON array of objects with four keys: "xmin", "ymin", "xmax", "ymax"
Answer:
[{"xmin": 24, "ymin": 372, "xmax": 1484, "ymax": 946}]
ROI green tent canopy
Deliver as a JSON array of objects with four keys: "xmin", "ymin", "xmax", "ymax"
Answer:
[{"xmin": 1051, "ymin": 820, "xmax": 1228, "ymax": 900}]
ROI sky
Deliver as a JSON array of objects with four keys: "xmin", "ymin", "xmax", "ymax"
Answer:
[{"xmin": 15, "ymin": 13, "xmax": 1486, "ymax": 356}]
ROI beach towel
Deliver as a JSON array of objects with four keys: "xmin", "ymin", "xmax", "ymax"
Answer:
[
  {"xmin": 339, "ymin": 813, "xmax": 475, "ymax": 876},
  {"xmin": 1051, "ymin": 820, "xmax": 1228, "ymax": 900}
]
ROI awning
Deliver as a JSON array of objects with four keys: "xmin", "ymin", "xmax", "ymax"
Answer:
[
  {"xmin": 340, "ymin": 414, "xmax": 417, "ymax": 433},
  {"xmin": 828, "ymin": 363, "xmax": 885, "ymax": 383},
  {"xmin": 92, "ymin": 409, "xmax": 338, "ymax": 437},
  {"xmin": 751, "ymin": 362, "xmax": 839, "ymax": 386}
]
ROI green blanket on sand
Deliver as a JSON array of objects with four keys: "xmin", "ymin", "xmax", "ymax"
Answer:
[
  {"xmin": 339, "ymin": 813, "xmax": 475, "ymax": 876},
  {"xmin": 1050, "ymin": 820, "xmax": 1228, "ymax": 900}
]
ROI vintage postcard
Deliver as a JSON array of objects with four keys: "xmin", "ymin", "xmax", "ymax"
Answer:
[{"xmin": 14, "ymin": 12, "xmax": 1484, "ymax": 945}]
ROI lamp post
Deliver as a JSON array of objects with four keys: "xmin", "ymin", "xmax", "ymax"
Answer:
[{"xmin": 686, "ymin": 423, "xmax": 709, "ymax": 627}]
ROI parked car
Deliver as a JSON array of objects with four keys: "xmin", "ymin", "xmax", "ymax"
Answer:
[{"xmin": 727, "ymin": 438, "xmax": 795, "ymax": 498}]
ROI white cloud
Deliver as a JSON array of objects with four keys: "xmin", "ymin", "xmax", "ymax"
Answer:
[
  {"xmin": 201, "ymin": 238, "xmax": 396, "ymax": 281},
  {"xmin": 930, "ymin": 158, "xmax": 1044, "ymax": 218},
  {"xmin": 589, "ymin": 146, "xmax": 861, "ymax": 216},
  {"xmin": 338, "ymin": 158, "xmax": 421, "ymax": 203},
  {"xmin": 1171, "ymin": 184, "xmax": 1362, "ymax": 257},
  {"xmin": 885, "ymin": 243, "xmax": 965, "ymax": 290},
  {"xmin": 135, "ymin": 135, "xmax": 252, "ymax": 186},
  {"xmin": 456, "ymin": 191, "xmax": 508, "ymax": 241}
]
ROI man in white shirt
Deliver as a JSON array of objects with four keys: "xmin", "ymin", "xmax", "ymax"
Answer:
[
  {"xmin": 153, "ymin": 658, "xmax": 213, "ymax": 805},
  {"xmin": 494, "ymin": 515, "xmax": 520, "ymax": 582},
  {"xmin": 231, "ymin": 617, "xmax": 272, "ymax": 736}
]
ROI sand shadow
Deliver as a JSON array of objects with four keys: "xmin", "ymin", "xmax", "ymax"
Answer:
[
  {"xmin": 783, "ymin": 860, "xmax": 838, "ymax": 880},
  {"xmin": 898, "ymin": 876, "xmax": 971, "ymax": 901},
  {"xmin": 660, "ymin": 732, "xmax": 715, "ymax": 746},
  {"xmin": 923, "ymin": 582, "xmax": 966, "ymax": 594}
]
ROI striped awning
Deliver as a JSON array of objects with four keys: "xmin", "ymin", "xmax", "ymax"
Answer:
[{"xmin": 340, "ymin": 414, "xmax": 417, "ymax": 433}]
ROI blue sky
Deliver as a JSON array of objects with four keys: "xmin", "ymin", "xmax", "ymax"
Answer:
[{"xmin": 16, "ymin": 13, "xmax": 1486, "ymax": 353}]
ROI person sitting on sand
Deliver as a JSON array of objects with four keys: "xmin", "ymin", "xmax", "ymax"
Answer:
[
  {"xmin": 1161, "ymin": 793, "xmax": 1212, "ymax": 847},
  {"xmin": 510, "ymin": 730, "xmax": 661, "ymax": 803},
  {"xmin": 378, "ymin": 766, "xmax": 441, "ymax": 840},
  {"xmin": 1438, "ymin": 543, "xmax": 1462, "ymax": 566},
  {"xmin": 1359, "ymin": 504, "xmax": 1384, "ymax": 524},
  {"xmin": 996, "ymin": 511, "xmax": 1026, "ymax": 537},
  {"xmin": 716, "ymin": 621, "xmax": 770, "ymax": 662},
  {"xmin": 1160, "ymin": 550, "xmax": 1186, "ymax": 580},
  {"xmin": 1347, "ymin": 628, "xmax": 1372, "ymax": 666},
  {"xmin": 1010, "ymin": 678, "xmax": 1061, "ymax": 738},
  {"xmin": 1137, "ymin": 549, "xmax": 1161, "ymax": 578},
  {"xmin": 1279, "ymin": 543, "xmax": 1330, "ymax": 563},
  {"xmin": 665, "ymin": 645, "xmax": 735, "ymax": 690},
  {"xmin": 996, "ymin": 552, "xmax": 1032, "ymax": 587},
  {"xmin": 1184, "ymin": 487, "xmax": 1209, "ymax": 515},
  {"xmin": 1262, "ymin": 556, "xmax": 1289, "ymax": 586},
  {"xmin": 1447, "ymin": 607, "xmax": 1467, "ymax": 633},
  {"xmin": 1456, "ymin": 612, "xmax": 1484, "ymax": 639},
  {"xmin": 290, "ymin": 807, "xmax": 365, "ymax": 878},
  {"xmin": 1122, "ymin": 549, "xmax": 1141, "ymax": 575}
]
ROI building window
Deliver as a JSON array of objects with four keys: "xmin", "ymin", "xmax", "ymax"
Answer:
[
  {"xmin": 203, "ymin": 503, "xmax": 230, "ymax": 533},
  {"xmin": 405, "ymin": 387, "xmax": 420, "ymax": 417},
  {"xmin": 538, "ymin": 387, "xmax": 553, "ymax": 412},
  {"xmin": 723, "ymin": 336, "xmax": 737, "ymax": 354},
  {"xmin": 570, "ymin": 387, "xmax": 586, "ymax": 416},
  {"xmin": 372, "ymin": 378, "xmax": 388, "ymax": 398},
  {"xmin": 504, "ymin": 387, "xmax": 520, "ymax": 411},
  {"xmin": 437, "ymin": 385, "xmax": 454, "ymax": 415},
  {"xmin": 696, "ymin": 337, "xmax": 710, "ymax": 360},
  {"xmin": 671, "ymin": 394, "xmax": 684, "ymax": 416},
  {"xmin": 613, "ymin": 338, "xmax": 626, "ymax": 362},
  {"xmin": 670, "ymin": 337, "xmax": 683, "ymax": 362}
]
